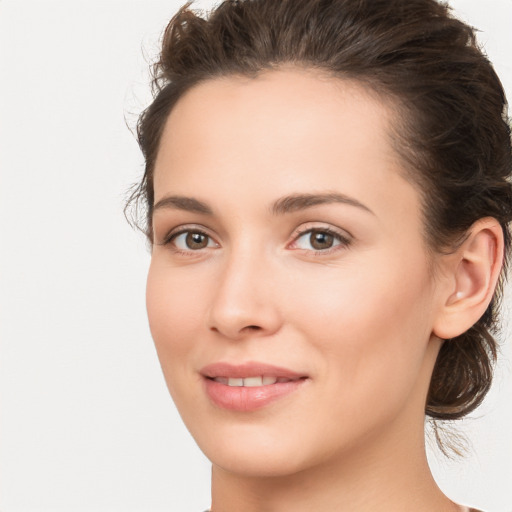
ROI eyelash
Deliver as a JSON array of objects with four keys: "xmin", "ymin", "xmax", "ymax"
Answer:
[
  {"xmin": 161, "ymin": 224, "xmax": 352, "ymax": 256},
  {"xmin": 288, "ymin": 226, "xmax": 352, "ymax": 255},
  {"xmin": 161, "ymin": 226, "xmax": 216, "ymax": 256}
]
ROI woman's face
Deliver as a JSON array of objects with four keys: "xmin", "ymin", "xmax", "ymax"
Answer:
[{"xmin": 147, "ymin": 68, "xmax": 446, "ymax": 476}]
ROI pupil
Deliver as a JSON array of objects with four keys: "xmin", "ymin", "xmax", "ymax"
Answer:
[
  {"xmin": 311, "ymin": 231, "xmax": 333, "ymax": 250},
  {"xmin": 186, "ymin": 232, "xmax": 207, "ymax": 249}
]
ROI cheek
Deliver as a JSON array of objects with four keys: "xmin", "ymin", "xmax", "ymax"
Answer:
[
  {"xmin": 286, "ymin": 257, "xmax": 431, "ymax": 334},
  {"xmin": 276, "ymin": 260, "xmax": 435, "ymax": 453},
  {"xmin": 145, "ymin": 258, "xmax": 214, "ymax": 414},
  {"xmin": 285, "ymin": 256, "xmax": 435, "ymax": 389},
  {"xmin": 146, "ymin": 259, "xmax": 206, "ymax": 359}
]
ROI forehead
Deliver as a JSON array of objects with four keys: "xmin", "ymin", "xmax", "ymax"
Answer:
[
  {"xmin": 160, "ymin": 68, "xmax": 394, "ymax": 148},
  {"xmin": 153, "ymin": 67, "xmax": 421, "ymax": 231},
  {"xmin": 155, "ymin": 68, "xmax": 400, "ymax": 186}
]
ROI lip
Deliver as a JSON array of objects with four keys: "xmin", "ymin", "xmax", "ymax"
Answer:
[
  {"xmin": 201, "ymin": 361, "xmax": 306, "ymax": 380},
  {"xmin": 200, "ymin": 361, "xmax": 309, "ymax": 412}
]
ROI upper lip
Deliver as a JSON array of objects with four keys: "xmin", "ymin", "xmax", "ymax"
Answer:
[{"xmin": 200, "ymin": 361, "xmax": 307, "ymax": 380}]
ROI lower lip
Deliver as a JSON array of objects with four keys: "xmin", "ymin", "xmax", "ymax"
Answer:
[{"xmin": 203, "ymin": 378, "xmax": 307, "ymax": 411}]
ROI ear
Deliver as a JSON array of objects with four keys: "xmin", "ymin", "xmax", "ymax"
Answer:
[{"xmin": 433, "ymin": 218, "xmax": 504, "ymax": 340}]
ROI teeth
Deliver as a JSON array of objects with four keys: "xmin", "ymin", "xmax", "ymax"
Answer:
[
  {"xmin": 216, "ymin": 376, "xmax": 281, "ymax": 387},
  {"xmin": 243, "ymin": 376, "xmax": 263, "ymax": 387}
]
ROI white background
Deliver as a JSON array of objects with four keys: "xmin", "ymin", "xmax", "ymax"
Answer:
[{"xmin": 0, "ymin": 1, "xmax": 511, "ymax": 511}]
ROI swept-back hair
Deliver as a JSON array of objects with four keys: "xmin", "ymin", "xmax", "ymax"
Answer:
[{"xmin": 127, "ymin": 0, "xmax": 512, "ymax": 423}]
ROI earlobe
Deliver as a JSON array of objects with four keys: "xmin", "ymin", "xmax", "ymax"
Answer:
[{"xmin": 433, "ymin": 218, "xmax": 504, "ymax": 340}]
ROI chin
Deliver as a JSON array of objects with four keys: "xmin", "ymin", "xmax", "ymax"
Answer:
[
  {"xmin": 208, "ymin": 445, "xmax": 309, "ymax": 478},
  {"xmin": 187, "ymin": 418, "xmax": 336, "ymax": 478}
]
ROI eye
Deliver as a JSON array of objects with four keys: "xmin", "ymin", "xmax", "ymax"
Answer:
[
  {"xmin": 291, "ymin": 228, "xmax": 350, "ymax": 252},
  {"xmin": 169, "ymin": 230, "xmax": 218, "ymax": 251}
]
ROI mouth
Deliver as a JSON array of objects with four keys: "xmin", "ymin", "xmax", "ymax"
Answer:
[
  {"xmin": 208, "ymin": 375, "xmax": 304, "ymax": 386},
  {"xmin": 200, "ymin": 362, "xmax": 309, "ymax": 411}
]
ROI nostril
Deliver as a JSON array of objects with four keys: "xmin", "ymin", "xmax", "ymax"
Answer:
[{"xmin": 209, "ymin": 324, "xmax": 262, "ymax": 336}]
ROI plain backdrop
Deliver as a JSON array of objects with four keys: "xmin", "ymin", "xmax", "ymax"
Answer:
[{"xmin": 0, "ymin": 1, "xmax": 511, "ymax": 511}]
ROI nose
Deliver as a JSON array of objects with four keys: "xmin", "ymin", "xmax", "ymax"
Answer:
[{"xmin": 207, "ymin": 251, "xmax": 282, "ymax": 340}]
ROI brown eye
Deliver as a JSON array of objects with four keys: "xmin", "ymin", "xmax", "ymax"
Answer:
[
  {"xmin": 292, "ymin": 228, "xmax": 349, "ymax": 252},
  {"xmin": 310, "ymin": 231, "xmax": 334, "ymax": 250},
  {"xmin": 186, "ymin": 232, "xmax": 208, "ymax": 249},
  {"xmin": 170, "ymin": 230, "xmax": 217, "ymax": 251}
]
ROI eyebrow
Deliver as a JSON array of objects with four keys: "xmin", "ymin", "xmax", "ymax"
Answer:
[
  {"xmin": 271, "ymin": 192, "xmax": 374, "ymax": 216},
  {"xmin": 152, "ymin": 192, "xmax": 374, "ymax": 217},
  {"xmin": 153, "ymin": 195, "xmax": 213, "ymax": 215}
]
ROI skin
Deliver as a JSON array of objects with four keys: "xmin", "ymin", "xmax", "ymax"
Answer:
[{"xmin": 146, "ymin": 67, "xmax": 502, "ymax": 512}]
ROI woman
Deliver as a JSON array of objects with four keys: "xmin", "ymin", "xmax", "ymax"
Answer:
[{"xmin": 127, "ymin": 0, "xmax": 512, "ymax": 510}]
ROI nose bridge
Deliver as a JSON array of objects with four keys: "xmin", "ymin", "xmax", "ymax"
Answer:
[{"xmin": 208, "ymin": 240, "xmax": 280, "ymax": 339}]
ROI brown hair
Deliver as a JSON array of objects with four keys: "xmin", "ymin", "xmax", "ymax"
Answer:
[{"xmin": 126, "ymin": 0, "xmax": 512, "ymax": 422}]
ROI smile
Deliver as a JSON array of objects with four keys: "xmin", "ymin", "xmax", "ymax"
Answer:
[
  {"xmin": 201, "ymin": 362, "xmax": 309, "ymax": 411},
  {"xmin": 211, "ymin": 376, "xmax": 300, "ymax": 386}
]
